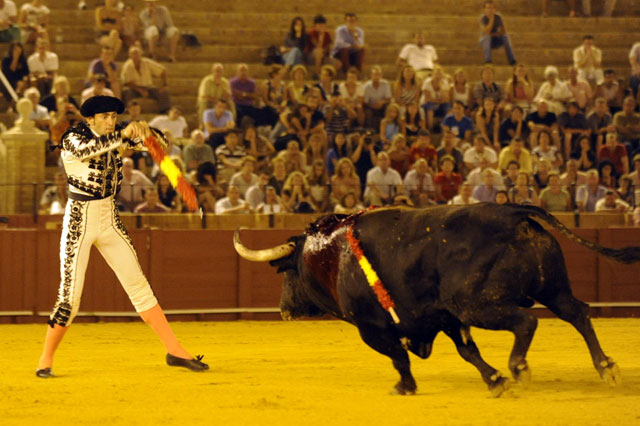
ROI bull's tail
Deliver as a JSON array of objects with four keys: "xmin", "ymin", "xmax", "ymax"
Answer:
[{"xmin": 514, "ymin": 204, "xmax": 640, "ymax": 264}]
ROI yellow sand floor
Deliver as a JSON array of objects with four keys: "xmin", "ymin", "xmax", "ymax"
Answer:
[{"xmin": 1, "ymin": 319, "xmax": 639, "ymax": 426}]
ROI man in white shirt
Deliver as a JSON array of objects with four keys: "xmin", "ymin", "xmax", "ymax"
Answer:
[
  {"xmin": 595, "ymin": 190, "xmax": 630, "ymax": 212},
  {"xmin": 463, "ymin": 135, "xmax": 498, "ymax": 170},
  {"xmin": 118, "ymin": 157, "xmax": 154, "ymax": 212},
  {"xmin": 27, "ymin": 37, "xmax": 57, "ymax": 96},
  {"xmin": 362, "ymin": 65, "xmax": 391, "ymax": 130},
  {"xmin": 403, "ymin": 158, "xmax": 434, "ymax": 205},
  {"xmin": 573, "ymin": 35, "xmax": 604, "ymax": 87},
  {"xmin": 397, "ymin": 31, "xmax": 438, "ymax": 81},
  {"xmin": 121, "ymin": 45, "xmax": 171, "ymax": 113},
  {"xmin": 448, "ymin": 182, "xmax": 479, "ymax": 205},
  {"xmin": 0, "ymin": 0, "xmax": 19, "ymax": 42},
  {"xmin": 466, "ymin": 157, "xmax": 505, "ymax": 190},
  {"xmin": 364, "ymin": 151, "xmax": 404, "ymax": 206},
  {"xmin": 215, "ymin": 185, "xmax": 251, "ymax": 214},
  {"xmin": 149, "ymin": 106, "xmax": 188, "ymax": 138}
]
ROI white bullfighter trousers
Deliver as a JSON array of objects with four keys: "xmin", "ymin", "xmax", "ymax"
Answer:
[{"xmin": 48, "ymin": 196, "xmax": 158, "ymax": 327}]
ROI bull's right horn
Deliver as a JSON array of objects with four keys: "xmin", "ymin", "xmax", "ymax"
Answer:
[{"xmin": 234, "ymin": 228, "xmax": 296, "ymax": 262}]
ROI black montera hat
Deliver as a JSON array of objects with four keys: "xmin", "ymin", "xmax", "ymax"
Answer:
[{"xmin": 80, "ymin": 95, "xmax": 125, "ymax": 117}]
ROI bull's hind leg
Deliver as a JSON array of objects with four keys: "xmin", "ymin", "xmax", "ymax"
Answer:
[
  {"xmin": 539, "ymin": 292, "xmax": 621, "ymax": 386},
  {"xmin": 357, "ymin": 324, "xmax": 417, "ymax": 395}
]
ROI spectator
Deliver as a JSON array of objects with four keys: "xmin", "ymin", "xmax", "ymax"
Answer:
[
  {"xmin": 409, "ymin": 129, "xmax": 437, "ymax": 170},
  {"xmin": 332, "ymin": 12, "xmax": 365, "ymax": 73},
  {"xmin": 338, "ymin": 66, "xmax": 364, "ymax": 127},
  {"xmin": 495, "ymin": 190, "xmax": 509, "ymax": 204},
  {"xmin": 571, "ymin": 135, "xmax": 596, "ymax": 172},
  {"xmin": 87, "ymin": 45, "xmax": 121, "ymax": 99},
  {"xmin": 539, "ymin": 172, "xmax": 572, "ymax": 212},
  {"xmin": 197, "ymin": 63, "xmax": 234, "ymax": 126},
  {"xmin": 118, "ymin": 157, "xmax": 154, "ymax": 212},
  {"xmin": 509, "ymin": 172, "xmax": 540, "ymax": 205},
  {"xmin": 121, "ymin": 99, "xmax": 143, "ymax": 125},
  {"xmin": 396, "ymin": 31, "xmax": 438, "ymax": 82},
  {"xmin": 421, "ymin": 66, "xmax": 451, "ymax": 132},
  {"xmin": 287, "ymin": 64, "xmax": 310, "ymax": 107},
  {"xmin": 449, "ymin": 182, "xmax": 479, "ymax": 205},
  {"xmin": 149, "ymin": 105, "xmax": 187, "ymax": 139},
  {"xmin": 121, "ymin": 3, "xmax": 142, "ymax": 51},
  {"xmin": 281, "ymin": 171, "xmax": 314, "ymax": 212},
  {"xmin": 498, "ymin": 137, "xmax": 533, "ymax": 174},
  {"xmin": 437, "ymin": 130, "xmax": 465, "ymax": 175},
  {"xmin": 139, "ymin": 0, "xmax": 179, "ymax": 62},
  {"xmin": 576, "ymin": 169, "xmax": 607, "ymax": 211},
  {"xmin": 1, "ymin": 41, "xmax": 28, "ymax": 101},
  {"xmin": 351, "ymin": 131, "xmax": 380, "ymax": 191},
  {"xmin": 595, "ymin": 189, "xmax": 630, "ymax": 212},
  {"xmin": 541, "ymin": 0, "xmax": 577, "ymax": 17},
  {"xmin": 334, "ymin": 192, "xmax": 364, "ymax": 214},
  {"xmin": 533, "ymin": 158, "xmax": 553, "ymax": 190},
  {"xmin": 0, "ymin": 0, "xmax": 20, "ymax": 43},
  {"xmin": 387, "ymin": 133, "xmax": 410, "ymax": 177},
  {"xmin": 121, "ymin": 45, "xmax": 171, "ymax": 113},
  {"xmin": 246, "ymin": 171, "xmax": 271, "ymax": 210},
  {"xmin": 502, "ymin": 159, "xmax": 520, "ymax": 190},
  {"xmin": 466, "ymin": 156, "xmax": 504, "ymax": 190},
  {"xmin": 598, "ymin": 132, "xmax": 629, "ymax": 177},
  {"xmin": 94, "ymin": 0, "xmax": 123, "ymax": 57},
  {"xmin": 476, "ymin": 97, "xmax": 500, "ymax": 151},
  {"xmin": 281, "ymin": 16, "xmax": 308, "ymax": 67},
  {"xmin": 380, "ymin": 103, "xmax": 404, "ymax": 147},
  {"xmin": 404, "ymin": 102, "xmax": 425, "ymax": 138},
  {"xmin": 80, "ymin": 73, "xmax": 115, "ymax": 104},
  {"xmin": 156, "ymin": 173, "xmax": 181, "ymax": 212},
  {"xmin": 364, "ymin": 151, "xmax": 403, "ymax": 206},
  {"xmin": 595, "ymin": 69, "xmax": 624, "ymax": 114},
  {"xmin": 196, "ymin": 161, "xmax": 224, "ymax": 212},
  {"xmin": 628, "ymin": 153, "xmax": 640, "ymax": 188},
  {"xmin": 326, "ymin": 132, "xmax": 351, "ymax": 176},
  {"xmin": 534, "ymin": 65, "xmax": 572, "ymax": 115},
  {"xmin": 499, "ymin": 105, "xmax": 527, "ymax": 148},
  {"xmin": 582, "ymin": 0, "xmax": 616, "ymax": 17},
  {"xmin": 243, "ymin": 125, "xmax": 275, "ymax": 172},
  {"xmin": 363, "ymin": 65, "xmax": 391, "ymax": 130},
  {"xmin": 403, "ymin": 158, "xmax": 435, "ymax": 206},
  {"xmin": 215, "ymin": 185, "xmax": 252, "ymax": 214},
  {"xmin": 307, "ymin": 14, "xmax": 332, "ymax": 78},
  {"xmin": 393, "ymin": 64, "xmax": 422, "ymax": 112},
  {"xmin": 230, "ymin": 63, "xmax": 260, "ymax": 126},
  {"xmin": 472, "ymin": 168, "xmax": 500, "ymax": 202},
  {"xmin": 277, "ymin": 139, "xmax": 306, "ymax": 174},
  {"xmin": 323, "ymin": 92, "xmax": 351, "ymax": 139},
  {"xmin": 40, "ymin": 75, "xmax": 79, "ymax": 113},
  {"xmin": 216, "ymin": 130, "xmax": 246, "ymax": 183},
  {"xmin": 598, "ymin": 159, "xmax": 616, "ymax": 190},
  {"xmin": 631, "ymin": 41, "xmax": 640, "ymax": 99},
  {"xmin": 203, "ymin": 98, "xmax": 235, "ymax": 148},
  {"xmin": 257, "ymin": 185, "xmax": 286, "ymax": 214},
  {"xmin": 504, "ymin": 64, "xmax": 534, "ymax": 113},
  {"xmin": 229, "ymin": 156, "xmax": 258, "ymax": 198},
  {"xmin": 307, "ymin": 159, "xmax": 330, "ymax": 212},
  {"xmin": 560, "ymin": 159, "xmax": 588, "ymax": 203},
  {"xmin": 588, "ymin": 97, "xmax": 615, "ymax": 151},
  {"xmin": 526, "ymin": 99, "xmax": 560, "ymax": 150},
  {"xmin": 616, "ymin": 175, "xmax": 635, "ymax": 206},
  {"xmin": 183, "ymin": 129, "xmax": 215, "ymax": 173},
  {"xmin": 434, "ymin": 155, "xmax": 462, "ymax": 203},
  {"xmin": 331, "ymin": 157, "xmax": 361, "ymax": 204},
  {"xmin": 260, "ymin": 64, "xmax": 288, "ymax": 127},
  {"xmin": 24, "ymin": 87, "xmax": 50, "ymax": 130},
  {"xmin": 18, "ymin": 0, "xmax": 48, "ymax": 44},
  {"xmin": 613, "ymin": 97, "xmax": 640, "ymax": 154},
  {"xmin": 566, "ymin": 66, "xmax": 593, "ymax": 111},
  {"xmin": 559, "ymin": 101, "xmax": 589, "ymax": 159},
  {"xmin": 573, "ymin": 35, "xmax": 603, "ymax": 86},
  {"xmin": 49, "ymin": 96, "xmax": 82, "ymax": 159},
  {"xmin": 40, "ymin": 171, "xmax": 67, "ymax": 214},
  {"xmin": 472, "ymin": 65, "xmax": 503, "ymax": 110},
  {"xmin": 479, "ymin": 0, "xmax": 516, "ymax": 66},
  {"xmin": 303, "ymin": 133, "xmax": 327, "ymax": 170},
  {"xmin": 464, "ymin": 134, "xmax": 498, "ymax": 171},
  {"xmin": 442, "ymin": 100, "xmax": 473, "ymax": 143},
  {"xmin": 27, "ymin": 37, "xmax": 57, "ymax": 96},
  {"xmin": 134, "ymin": 187, "xmax": 171, "ymax": 213}
]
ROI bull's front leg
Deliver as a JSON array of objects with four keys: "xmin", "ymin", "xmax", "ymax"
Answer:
[{"xmin": 357, "ymin": 324, "xmax": 417, "ymax": 395}]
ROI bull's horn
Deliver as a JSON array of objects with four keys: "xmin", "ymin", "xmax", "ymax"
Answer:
[{"xmin": 234, "ymin": 228, "xmax": 296, "ymax": 262}]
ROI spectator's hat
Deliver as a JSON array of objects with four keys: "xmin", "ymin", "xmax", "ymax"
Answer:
[{"xmin": 80, "ymin": 95, "xmax": 125, "ymax": 117}]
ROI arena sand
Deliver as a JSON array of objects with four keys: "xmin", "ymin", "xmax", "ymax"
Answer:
[{"xmin": 1, "ymin": 319, "xmax": 639, "ymax": 426}]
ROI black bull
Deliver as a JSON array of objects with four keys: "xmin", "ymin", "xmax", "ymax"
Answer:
[{"xmin": 234, "ymin": 203, "xmax": 640, "ymax": 396}]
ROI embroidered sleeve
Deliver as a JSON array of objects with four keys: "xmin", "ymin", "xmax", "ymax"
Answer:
[
  {"xmin": 127, "ymin": 127, "xmax": 168, "ymax": 152},
  {"xmin": 62, "ymin": 129, "xmax": 124, "ymax": 160}
]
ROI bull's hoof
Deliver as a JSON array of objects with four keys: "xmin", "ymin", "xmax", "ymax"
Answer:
[
  {"xmin": 391, "ymin": 381, "xmax": 417, "ymax": 396},
  {"xmin": 599, "ymin": 359, "xmax": 621, "ymax": 387},
  {"xmin": 513, "ymin": 362, "xmax": 532, "ymax": 387},
  {"xmin": 488, "ymin": 373, "xmax": 511, "ymax": 398}
]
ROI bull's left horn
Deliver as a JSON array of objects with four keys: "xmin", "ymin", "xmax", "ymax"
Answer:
[{"xmin": 234, "ymin": 228, "xmax": 296, "ymax": 262}]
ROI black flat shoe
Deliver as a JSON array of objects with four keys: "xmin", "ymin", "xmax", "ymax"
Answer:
[
  {"xmin": 166, "ymin": 353, "xmax": 209, "ymax": 372},
  {"xmin": 36, "ymin": 368, "xmax": 54, "ymax": 378}
]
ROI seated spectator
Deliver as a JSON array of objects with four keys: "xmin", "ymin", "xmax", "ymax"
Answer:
[
  {"xmin": 27, "ymin": 37, "xmax": 57, "ymax": 96},
  {"xmin": 598, "ymin": 132, "xmax": 629, "ymax": 177},
  {"xmin": 268, "ymin": 158, "xmax": 289, "ymax": 195},
  {"xmin": 363, "ymin": 65, "xmax": 391, "ymax": 130},
  {"xmin": 80, "ymin": 74, "xmax": 115, "ymax": 104},
  {"xmin": 476, "ymin": 97, "xmax": 500, "ymax": 151},
  {"xmin": 534, "ymin": 66, "xmax": 572, "ymax": 115},
  {"xmin": 1, "ymin": 41, "xmax": 28, "ymax": 101},
  {"xmin": 230, "ymin": 63, "xmax": 260, "ymax": 126},
  {"xmin": 613, "ymin": 97, "xmax": 640, "ymax": 154},
  {"xmin": 41, "ymin": 75, "xmax": 79, "ymax": 113},
  {"xmin": 464, "ymin": 135, "xmax": 498, "ymax": 171},
  {"xmin": 533, "ymin": 158, "xmax": 553, "ymax": 190},
  {"xmin": 229, "ymin": 156, "xmax": 258, "ymax": 198},
  {"xmin": 472, "ymin": 168, "xmax": 500, "ymax": 202},
  {"xmin": 472, "ymin": 65, "xmax": 503, "ymax": 111},
  {"xmin": 595, "ymin": 189, "xmax": 630, "ymax": 212},
  {"xmin": 338, "ymin": 66, "xmax": 364, "ymax": 127},
  {"xmin": 94, "ymin": 0, "xmax": 123, "ymax": 57},
  {"xmin": 326, "ymin": 132, "xmax": 351, "ymax": 176},
  {"xmin": 387, "ymin": 134, "xmax": 410, "ymax": 177},
  {"xmin": 479, "ymin": 1, "xmax": 516, "ymax": 66},
  {"xmin": 380, "ymin": 103, "xmax": 404, "ymax": 148},
  {"xmin": 303, "ymin": 133, "xmax": 327, "ymax": 171},
  {"xmin": 420, "ymin": 66, "xmax": 451, "ymax": 131},
  {"xmin": 323, "ymin": 93, "xmax": 351, "ymax": 139},
  {"xmin": 596, "ymin": 69, "xmax": 624, "ymax": 114},
  {"xmin": 330, "ymin": 157, "xmax": 361, "ymax": 205},
  {"xmin": 393, "ymin": 65, "xmax": 422, "ymax": 112},
  {"xmin": 442, "ymin": 101, "xmax": 473, "ymax": 143},
  {"xmin": 257, "ymin": 185, "xmax": 286, "ymax": 214},
  {"xmin": 243, "ymin": 125, "xmax": 275, "ymax": 172},
  {"xmin": 364, "ymin": 151, "xmax": 403, "ymax": 206},
  {"xmin": 526, "ymin": 99, "xmax": 561, "ymax": 150},
  {"xmin": 277, "ymin": 140, "xmax": 306, "ymax": 174},
  {"xmin": 203, "ymin": 99, "xmax": 235, "ymax": 148},
  {"xmin": 558, "ymin": 101, "xmax": 589, "ymax": 159},
  {"xmin": 215, "ymin": 185, "xmax": 252, "ymax": 214},
  {"xmin": 434, "ymin": 155, "xmax": 462, "ymax": 203},
  {"xmin": 588, "ymin": 97, "xmax": 614, "ymax": 151},
  {"xmin": 403, "ymin": 158, "xmax": 435, "ymax": 206},
  {"xmin": 287, "ymin": 64, "xmax": 310, "ymax": 106},
  {"xmin": 560, "ymin": 159, "xmax": 588, "ymax": 201},
  {"xmin": 120, "ymin": 99, "xmax": 142, "ymax": 126},
  {"xmin": 121, "ymin": 45, "xmax": 171, "ymax": 113},
  {"xmin": 196, "ymin": 162, "xmax": 224, "ymax": 212},
  {"xmin": 49, "ymin": 96, "xmax": 82, "ymax": 148},
  {"xmin": 156, "ymin": 173, "xmax": 181, "ymax": 212},
  {"xmin": 466, "ymin": 156, "xmax": 504, "ymax": 190},
  {"xmin": 576, "ymin": 169, "xmax": 607, "ymax": 211},
  {"xmin": 121, "ymin": 3, "xmax": 142, "ymax": 51},
  {"xmin": 566, "ymin": 66, "xmax": 593, "ymax": 111},
  {"xmin": 499, "ymin": 105, "xmax": 527, "ymax": 148},
  {"xmin": 503, "ymin": 160, "xmax": 520, "ymax": 190},
  {"xmin": 334, "ymin": 192, "xmax": 364, "ymax": 214},
  {"xmin": 307, "ymin": 159, "xmax": 330, "ymax": 212},
  {"xmin": 197, "ymin": 62, "xmax": 234, "ymax": 126},
  {"xmin": 87, "ymin": 45, "xmax": 121, "ymax": 99},
  {"xmin": 139, "ymin": 0, "xmax": 179, "ymax": 62},
  {"xmin": 134, "ymin": 187, "xmax": 170, "ymax": 213},
  {"xmin": 509, "ymin": 172, "xmax": 540, "ymax": 205},
  {"xmin": 403, "ymin": 103, "xmax": 425, "ymax": 138},
  {"xmin": 495, "ymin": 190, "xmax": 508, "ymax": 204},
  {"xmin": 281, "ymin": 171, "xmax": 314, "ymax": 212},
  {"xmin": 630, "ymin": 41, "xmax": 640, "ymax": 99},
  {"xmin": 0, "ymin": 0, "xmax": 20, "ymax": 44},
  {"xmin": 40, "ymin": 171, "xmax": 67, "ymax": 214},
  {"xmin": 573, "ymin": 35, "xmax": 603, "ymax": 86},
  {"xmin": 616, "ymin": 175, "xmax": 635, "ymax": 206},
  {"xmin": 246, "ymin": 171, "xmax": 271, "ymax": 210},
  {"xmin": 183, "ymin": 129, "xmax": 215, "ymax": 173},
  {"xmin": 504, "ymin": 64, "xmax": 534, "ymax": 113},
  {"xmin": 599, "ymin": 159, "xmax": 617, "ymax": 189},
  {"xmin": 216, "ymin": 130, "xmax": 246, "ymax": 183},
  {"xmin": 449, "ymin": 182, "xmax": 479, "ymax": 205},
  {"xmin": 409, "ymin": 129, "xmax": 437, "ymax": 170},
  {"xmin": 628, "ymin": 153, "xmax": 640, "ymax": 188},
  {"xmin": 149, "ymin": 105, "xmax": 187, "ymax": 139},
  {"xmin": 498, "ymin": 137, "xmax": 533, "ymax": 175},
  {"xmin": 260, "ymin": 64, "xmax": 288, "ymax": 127},
  {"xmin": 24, "ymin": 87, "xmax": 50, "ymax": 130},
  {"xmin": 570, "ymin": 135, "xmax": 596, "ymax": 172},
  {"xmin": 397, "ymin": 31, "xmax": 438, "ymax": 82},
  {"xmin": 118, "ymin": 157, "xmax": 154, "ymax": 212},
  {"xmin": 582, "ymin": 0, "xmax": 616, "ymax": 18},
  {"xmin": 18, "ymin": 0, "xmax": 48, "ymax": 44},
  {"xmin": 281, "ymin": 16, "xmax": 308, "ymax": 67},
  {"xmin": 332, "ymin": 13, "xmax": 365, "ymax": 73},
  {"xmin": 307, "ymin": 14, "xmax": 332, "ymax": 78},
  {"xmin": 450, "ymin": 68, "xmax": 471, "ymax": 110},
  {"xmin": 351, "ymin": 131, "xmax": 381, "ymax": 191},
  {"xmin": 539, "ymin": 172, "xmax": 571, "ymax": 212},
  {"xmin": 437, "ymin": 130, "xmax": 465, "ymax": 175},
  {"xmin": 290, "ymin": 94, "xmax": 326, "ymax": 148}
]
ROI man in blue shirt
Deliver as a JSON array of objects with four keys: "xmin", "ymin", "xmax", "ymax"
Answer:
[
  {"xmin": 332, "ymin": 13, "xmax": 365, "ymax": 73},
  {"xmin": 479, "ymin": 1, "xmax": 516, "ymax": 65},
  {"xmin": 442, "ymin": 101, "xmax": 473, "ymax": 143}
]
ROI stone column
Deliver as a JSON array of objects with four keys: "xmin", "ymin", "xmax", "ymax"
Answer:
[{"xmin": 1, "ymin": 98, "xmax": 49, "ymax": 214}]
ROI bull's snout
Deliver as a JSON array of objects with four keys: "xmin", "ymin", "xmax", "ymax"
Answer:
[{"xmin": 280, "ymin": 310, "xmax": 293, "ymax": 321}]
